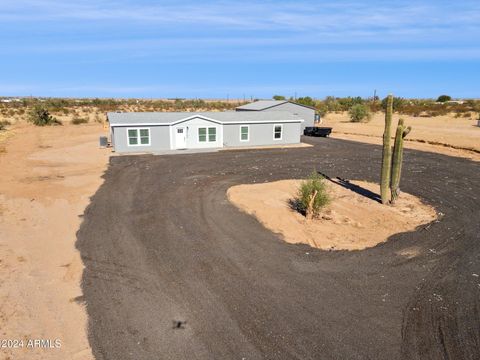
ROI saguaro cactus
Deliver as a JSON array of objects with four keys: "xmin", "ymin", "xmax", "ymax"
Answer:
[
  {"xmin": 390, "ymin": 119, "xmax": 411, "ymax": 204},
  {"xmin": 380, "ymin": 94, "xmax": 393, "ymax": 204}
]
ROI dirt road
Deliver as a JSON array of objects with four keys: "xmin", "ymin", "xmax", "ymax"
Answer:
[{"xmin": 76, "ymin": 137, "xmax": 480, "ymax": 360}]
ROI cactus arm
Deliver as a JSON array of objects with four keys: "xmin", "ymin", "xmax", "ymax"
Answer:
[
  {"xmin": 380, "ymin": 94, "xmax": 393, "ymax": 204},
  {"xmin": 390, "ymin": 121, "xmax": 404, "ymax": 204},
  {"xmin": 390, "ymin": 120, "xmax": 411, "ymax": 204}
]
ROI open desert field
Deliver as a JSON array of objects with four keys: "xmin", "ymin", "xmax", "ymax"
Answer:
[
  {"xmin": 0, "ymin": 105, "xmax": 479, "ymax": 359},
  {"xmin": 0, "ymin": 122, "xmax": 109, "ymax": 359},
  {"xmin": 322, "ymin": 112, "xmax": 480, "ymax": 160}
]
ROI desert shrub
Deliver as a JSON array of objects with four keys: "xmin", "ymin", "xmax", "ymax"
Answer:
[
  {"xmin": 94, "ymin": 113, "xmax": 103, "ymax": 123},
  {"xmin": 296, "ymin": 172, "xmax": 330, "ymax": 219},
  {"xmin": 436, "ymin": 95, "xmax": 451, "ymax": 102},
  {"xmin": 28, "ymin": 106, "xmax": 62, "ymax": 126},
  {"xmin": 295, "ymin": 96, "xmax": 315, "ymax": 107},
  {"xmin": 273, "ymin": 95, "xmax": 286, "ymax": 100},
  {"xmin": 0, "ymin": 120, "xmax": 10, "ymax": 130},
  {"xmin": 349, "ymin": 104, "xmax": 371, "ymax": 122},
  {"xmin": 71, "ymin": 117, "xmax": 88, "ymax": 125}
]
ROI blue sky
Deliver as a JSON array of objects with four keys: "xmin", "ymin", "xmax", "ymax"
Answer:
[{"xmin": 0, "ymin": 0, "xmax": 479, "ymax": 99}]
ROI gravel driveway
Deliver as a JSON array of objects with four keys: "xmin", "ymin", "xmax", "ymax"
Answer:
[{"xmin": 77, "ymin": 137, "xmax": 480, "ymax": 360}]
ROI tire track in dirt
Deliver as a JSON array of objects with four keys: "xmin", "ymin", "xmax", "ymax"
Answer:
[{"xmin": 77, "ymin": 137, "xmax": 480, "ymax": 359}]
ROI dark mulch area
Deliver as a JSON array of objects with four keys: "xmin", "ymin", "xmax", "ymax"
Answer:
[{"xmin": 77, "ymin": 137, "xmax": 480, "ymax": 360}]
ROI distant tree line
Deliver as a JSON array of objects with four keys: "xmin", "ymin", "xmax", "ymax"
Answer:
[
  {"xmin": 271, "ymin": 94, "xmax": 480, "ymax": 118},
  {"xmin": 1, "ymin": 95, "xmax": 479, "ymax": 123}
]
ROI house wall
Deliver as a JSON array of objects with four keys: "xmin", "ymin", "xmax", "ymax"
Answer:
[
  {"xmin": 112, "ymin": 125, "xmax": 171, "ymax": 153},
  {"xmin": 223, "ymin": 122, "xmax": 301, "ymax": 147},
  {"xmin": 267, "ymin": 103, "xmax": 315, "ymax": 130},
  {"xmin": 172, "ymin": 117, "xmax": 223, "ymax": 149}
]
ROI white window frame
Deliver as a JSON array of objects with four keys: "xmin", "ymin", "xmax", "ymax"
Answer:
[
  {"xmin": 273, "ymin": 124, "xmax": 283, "ymax": 140},
  {"xmin": 198, "ymin": 127, "xmax": 207, "ymax": 142},
  {"xmin": 208, "ymin": 127, "xmax": 217, "ymax": 142},
  {"xmin": 198, "ymin": 127, "xmax": 217, "ymax": 143},
  {"xmin": 239, "ymin": 125, "xmax": 249, "ymax": 142},
  {"xmin": 127, "ymin": 127, "xmax": 151, "ymax": 147}
]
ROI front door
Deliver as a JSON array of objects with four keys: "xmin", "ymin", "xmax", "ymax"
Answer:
[{"xmin": 175, "ymin": 127, "xmax": 187, "ymax": 149}]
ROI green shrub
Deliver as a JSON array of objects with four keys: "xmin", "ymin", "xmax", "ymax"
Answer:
[
  {"xmin": 28, "ymin": 106, "xmax": 62, "ymax": 126},
  {"xmin": 71, "ymin": 117, "xmax": 88, "ymax": 125},
  {"xmin": 436, "ymin": 95, "xmax": 451, "ymax": 102},
  {"xmin": 349, "ymin": 104, "xmax": 372, "ymax": 123},
  {"xmin": 296, "ymin": 172, "xmax": 330, "ymax": 219}
]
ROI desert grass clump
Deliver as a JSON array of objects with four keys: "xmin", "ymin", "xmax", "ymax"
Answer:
[
  {"xmin": 71, "ymin": 117, "xmax": 88, "ymax": 125},
  {"xmin": 28, "ymin": 106, "xmax": 62, "ymax": 126},
  {"xmin": 296, "ymin": 172, "xmax": 330, "ymax": 220},
  {"xmin": 0, "ymin": 120, "xmax": 11, "ymax": 130},
  {"xmin": 348, "ymin": 104, "xmax": 371, "ymax": 123}
]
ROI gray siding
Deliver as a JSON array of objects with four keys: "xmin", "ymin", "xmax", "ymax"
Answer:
[
  {"xmin": 112, "ymin": 125, "xmax": 170, "ymax": 153},
  {"xmin": 267, "ymin": 103, "xmax": 315, "ymax": 130},
  {"xmin": 173, "ymin": 118, "xmax": 223, "ymax": 149},
  {"xmin": 223, "ymin": 122, "xmax": 301, "ymax": 147}
]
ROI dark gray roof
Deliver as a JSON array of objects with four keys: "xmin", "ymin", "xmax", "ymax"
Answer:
[
  {"xmin": 108, "ymin": 111, "xmax": 303, "ymax": 126},
  {"xmin": 236, "ymin": 100, "xmax": 317, "ymax": 111}
]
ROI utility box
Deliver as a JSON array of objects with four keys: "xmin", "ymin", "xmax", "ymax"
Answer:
[{"xmin": 99, "ymin": 136, "xmax": 108, "ymax": 148}]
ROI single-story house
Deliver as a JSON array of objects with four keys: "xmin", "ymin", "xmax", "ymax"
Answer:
[
  {"xmin": 235, "ymin": 100, "xmax": 318, "ymax": 130},
  {"xmin": 107, "ymin": 111, "xmax": 303, "ymax": 153}
]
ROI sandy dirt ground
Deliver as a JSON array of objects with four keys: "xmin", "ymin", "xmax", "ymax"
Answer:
[
  {"xmin": 322, "ymin": 112, "xmax": 480, "ymax": 161},
  {"xmin": 228, "ymin": 179, "xmax": 437, "ymax": 251},
  {"xmin": 0, "ymin": 123, "xmax": 109, "ymax": 359}
]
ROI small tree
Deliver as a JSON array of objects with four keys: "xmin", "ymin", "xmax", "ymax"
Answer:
[
  {"xmin": 273, "ymin": 95, "xmax": 286, "ymax": 100},
  {"xmin": 28, "ymin": 106, "xmax": 61, "ymax": 126},
  {"xmin": 349, "ymin": 104, "xmax": 371, "ymax": 123},
  {"xmin": 296, "ymin": 96, "xmax": 315, "ymax": 107},
  {"xmin": 436, "ymin": 95, "xmax": 451, "ymax": 103},
  {"xmin": 297, "ymin": 172, "xmax": 330, "ymax": 220}
]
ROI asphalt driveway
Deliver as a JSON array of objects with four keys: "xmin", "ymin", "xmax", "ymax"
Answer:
[{"xmin": 76, "ymin": 137, "xmax": 480, "ymax": 360}]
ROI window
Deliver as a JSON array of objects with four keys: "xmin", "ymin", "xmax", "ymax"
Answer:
[
  {"xmin": 128, "ymin": 128, "xmax": 150, "ymax": 146},
  {"xmin": 198, "ymin": 128, "xmax": 207, "ymax": 142},
  {"xmin": 208, "ymin": 127, "xmax": 216, "ymax": 142},
  {"xmin": 240, "ymin": 125, "xmax": 249, "ymax": 141},
  {"xmin": 274, "ymin": 124, "xmax": 283, "ymax": 140},
  {"xmin": 199, "ymin": 127, "xmax": 217, "ymax": 142}
]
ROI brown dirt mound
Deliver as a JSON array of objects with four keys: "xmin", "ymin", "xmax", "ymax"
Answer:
[{"xmin": 228, "ymin": 179, "xmax": 437, "ymax": 251}]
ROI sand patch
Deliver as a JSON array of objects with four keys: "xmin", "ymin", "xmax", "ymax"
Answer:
[
  {"xmin": 321, "ymin": 112, "xmax": 480, "ymax": 161},
  {"xmin": 227, "ymin": 179, "xmax": 437, "ymax": 251},
  {"xmin": 0, "ymin": 122, "xmax": 109, "ymax": 359}
]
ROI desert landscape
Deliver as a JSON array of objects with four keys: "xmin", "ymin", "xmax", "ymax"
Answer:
[
  {"xmin": 0, "ymin": 122, "xmax": 109, "ymax": 359},
  {"xmin": 0, "ymin": 98, "xmax": 479, "ymax": 359},
  {"xmin": 323, "ymin": 111, "xmax": 480, "ymax": 161}
]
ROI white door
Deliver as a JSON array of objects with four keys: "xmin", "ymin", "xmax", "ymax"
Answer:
[{"xmin": 175, "ymin": 127, "xmax": 187, "ymax": 149}]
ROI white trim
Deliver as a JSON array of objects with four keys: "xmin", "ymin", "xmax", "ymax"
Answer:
[
  {"xmin": 126, "ymin": 127, "xmax": 151, "ymax": 147},
  {"xmin": 273, "ymin": 124, "xmax": 283, "ymax": 141},
  {"xmin": 111, "ymin": 119, "xmax": 304, "ymax": 127},
  {"xmin": 198, "ymin": 126, "xmax": 217, "ymax": 143},
  {"xmin": 173, "ymin": 114, "xmax": 222, "ymax": 125},
  {"xmin": 239, "ymin": 125, "xmax": 249, "ymax": 142}
]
